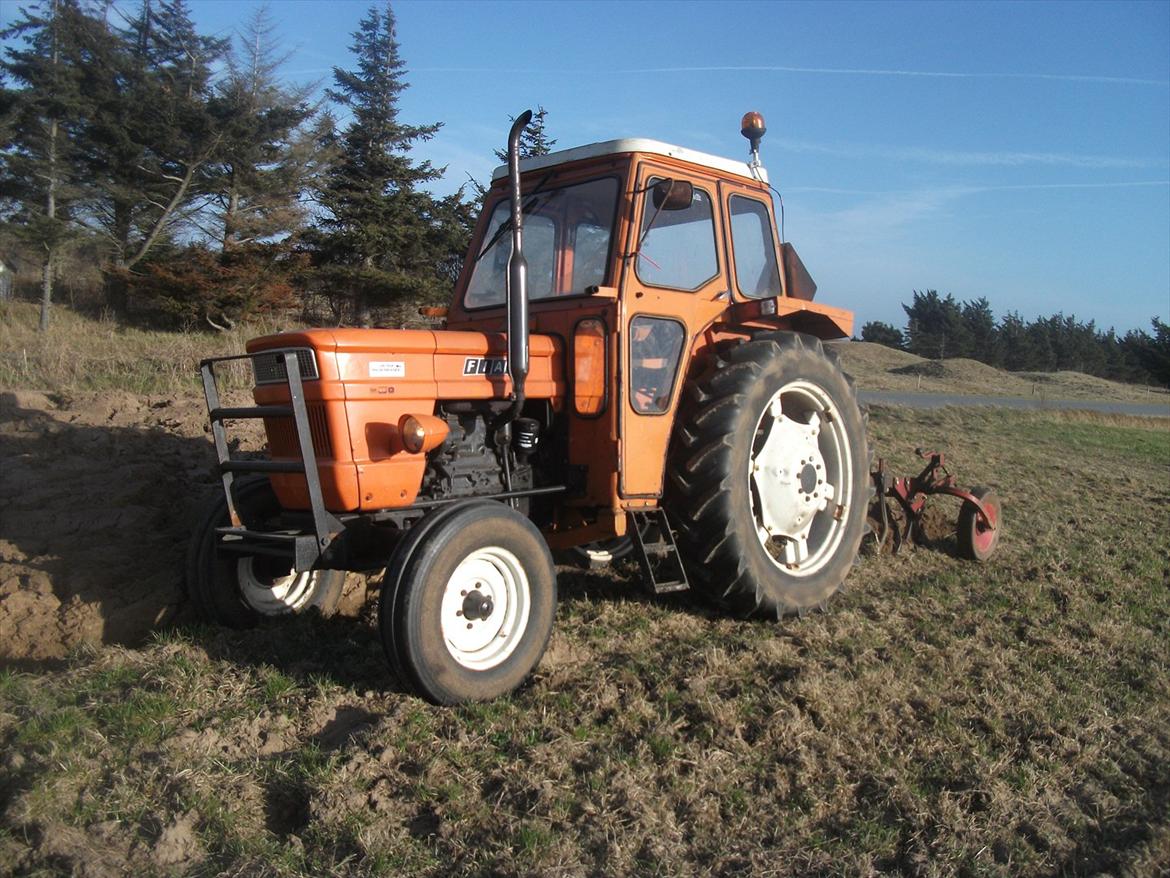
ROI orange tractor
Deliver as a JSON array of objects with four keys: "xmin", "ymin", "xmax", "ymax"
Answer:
[{"xmin": 191, "ymin": 111, "xmax": 998, "ymax": 704}]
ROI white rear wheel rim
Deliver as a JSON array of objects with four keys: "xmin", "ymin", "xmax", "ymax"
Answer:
[
  {"xmin": 748, "ymin": 379, "xmax": 854, "ymax": 578},
  {"xmin": 440, "ymin": 547, "xmax": 531, "ymax": 670}
]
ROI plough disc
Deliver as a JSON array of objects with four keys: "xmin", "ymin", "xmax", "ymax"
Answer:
[
  {"xmin": 956, "ymin": 486, "xmax": 1001, "ymax": 562},
  {"xmin": 866, "ymin": 449, "xmax": 1002, "ymax": 561}
]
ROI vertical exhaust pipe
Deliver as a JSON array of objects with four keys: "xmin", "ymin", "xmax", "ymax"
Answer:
[{"xmin": 505, "ymin": 110, "xmax": 533, "ymax": 419}]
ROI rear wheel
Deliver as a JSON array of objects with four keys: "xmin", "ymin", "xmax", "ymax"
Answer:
[
  {"xmin": 186, "ymin": 476, "xmax": 345, "ymax": 627},
  {"xmin": 380, "ymin": 502, "xmax": 557, "ymax": 704},
  {"xmin": 957, "ymin": 486, "xmax": 1001, "ymax": 561},
  {"xmin": 667, "ymin": 332, "xmax": 870, "ymax": 616}
]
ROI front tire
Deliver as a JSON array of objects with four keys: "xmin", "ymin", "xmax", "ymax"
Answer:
[
  {"xmin": 666, "ymin": 332, "xmax": 870, "ymax": 617},
  {"xmin": 381, "ymin": 503, "xmax": 557, "ymax": 705},
  {"xmin": 186, "ymin": 476, "xmax": 345, "ymax": 627}
]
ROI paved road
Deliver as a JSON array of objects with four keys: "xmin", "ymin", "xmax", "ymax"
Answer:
[{"xmin": 858, "ymin": 390, "xmax": 1170, "ymax": 419}]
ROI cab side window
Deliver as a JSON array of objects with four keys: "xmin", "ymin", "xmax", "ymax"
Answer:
[
  {"xmin": 635, "ymin": 178, "xmax": 718, "ymax": 291},
  {"xmin": 629, "ymin": 316, "xmax": 685, "ymax": 414},
  {"xmin": 728, "ymin": 195, "xmax": 781, "ymax": 299}
]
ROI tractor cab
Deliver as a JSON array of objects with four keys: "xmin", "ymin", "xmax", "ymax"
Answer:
[{"xmin": 443, "ymin": 132, "xmax": 853, "ymax": 543}]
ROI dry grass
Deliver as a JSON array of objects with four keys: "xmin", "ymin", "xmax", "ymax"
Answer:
[
  {"xmin": 0, "ymin": 301, "xmax": 440, "ymax": 397},
  {"xmin": 2, "ymin": 406, "xmax": 1167, "ymax": 876},
  {"xmin": 0, "ymin": 302, "xmax": 284, "ymax": 395}
]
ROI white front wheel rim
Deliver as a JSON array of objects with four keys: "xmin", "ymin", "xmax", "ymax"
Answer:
[
  {"xmin": 237, "ymin": 559, "xmax": 319, "ymax": 614},
  {"xmin": 440, "ymin": 547, "xmax": 531, "ymax": 670}
]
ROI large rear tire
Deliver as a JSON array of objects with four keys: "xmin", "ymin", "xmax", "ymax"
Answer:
[
  {"xmin": 186, "ymin": 476, "xmax": 345, "ymax": 628},
  {"xmin": 380, "ymin": 502, "xmax": 557, "ymax": 705},
  {"xmin": 666, "ymin": 332, "xmax": 870, "ymax": 617}
]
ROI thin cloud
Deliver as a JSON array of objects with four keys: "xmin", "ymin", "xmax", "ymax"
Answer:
[
  {"xmin": 788, "ymin": 181, "xmax": 1170, "ymax": 195},
  {"xmin": 788, "ymin": 180, "xmax": 1170, "ymax": 249},
  {"xmin": 774, "ymin": 138, "xmax": 1168, "ymax": 170},
  {"xmin": 618, "ymin": 65, "xmax": 1169, "ymax": 87},
  {"xmin": 284, "ymin": 61, "xmax": 1169, "ymax": 89}
]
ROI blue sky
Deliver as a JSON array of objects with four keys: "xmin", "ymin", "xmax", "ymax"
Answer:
[{"xmin": 5, "ymin": 0, "xmax": 1168, "ymax": 334}]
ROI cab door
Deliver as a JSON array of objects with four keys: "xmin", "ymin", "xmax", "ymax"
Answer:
[{"xmin": 618, "ymin": 161, "xmax": 730, "ymax": 498}]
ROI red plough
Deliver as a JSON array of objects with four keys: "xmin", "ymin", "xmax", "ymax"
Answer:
[{"xmin": 868, "ymin": 449, "xmax": 1002, "ymax": 561}]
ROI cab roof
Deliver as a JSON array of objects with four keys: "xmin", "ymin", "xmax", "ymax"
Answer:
[{"xmin": 490, "ymin": 138, "xmax": 769, "ymax": 184}]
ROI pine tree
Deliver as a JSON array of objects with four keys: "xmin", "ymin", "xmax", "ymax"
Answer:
[
  {"xmin": 960, "ymin": 297, "xmax": 997, "ymax": 365},
  {"xmin": 0, "ymin": 0, "xmax": 87, "ymax": 330},
  {"xmin": 859, "ymin": 321, "xmax": 904, "ymax": 349},
  {"xmin": 313, "ymin": 1, "xmax": 446, "ymax": 326},
  {"xmin": 207, "ymin": 6, "xmax": 324, "ymax": 253},
  {"xmin": 71, "ymin": 0, "xmax": 228, "ymax": 311},
  {"xmin": 902, "ymin": 290, "xmax": 971, "ymax": 360},
  {"xmin": 493, "ymin": 105, "xmax": 555, "ymax": 162},
  {"xmin": 997, "ymin": 311, "xmax": 1029, "ymax": 372}
]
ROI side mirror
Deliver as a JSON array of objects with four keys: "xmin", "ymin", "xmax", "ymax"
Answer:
[{"xmin": 652, "ymin": 179, "xmax": 694, "ymax": 211}]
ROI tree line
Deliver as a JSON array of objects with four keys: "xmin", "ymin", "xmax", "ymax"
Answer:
[
  {"xmin": 861, "ymin": 290, "xmax": 1170, "ymax": 387},
  {"xmin": 1, "ymin": 0, "xmax": 552, "ymax": 330}
]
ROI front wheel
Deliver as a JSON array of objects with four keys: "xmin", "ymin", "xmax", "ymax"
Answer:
[
  {"xmin": 666, "ymin": 332, "xmax": 870, "ymax": 617},
  {"xmin": 380, "ymin": 502, "xmax": 557, "ymax": 704},
  {"xmin": 186, "ymin": 476, "xmax": 345, "ymax": 627}
]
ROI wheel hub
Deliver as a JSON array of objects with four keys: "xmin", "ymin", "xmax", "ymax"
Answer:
[
  {"xmin": 749, "ymin": 383, "xmax": 851, "ymax": 574},
  {"xmin": 461, "ymin": 590, "xmax": 495, "ymax": 621},
  {"xmin": 440, "ymin": 548, "xmax": 532, "ymax": 671},
  {"xmin": 751, "ymin": 402, "xmax": 832, "ymax": 543}
]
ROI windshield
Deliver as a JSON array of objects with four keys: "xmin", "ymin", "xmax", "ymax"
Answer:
[{"xmin": 464, "ymin": 177, "xmax": 620, "ymax": 308}]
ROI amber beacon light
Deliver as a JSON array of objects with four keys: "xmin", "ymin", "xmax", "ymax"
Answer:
[{"xmin": 740, "ymin": 111, "xmax": 767, "ymax": 164}]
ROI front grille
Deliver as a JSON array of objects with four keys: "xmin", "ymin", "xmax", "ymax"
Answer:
[
  {"xmin": 264, "ymin": 404, "xmax": 333, "ymax": 459},
  {"xmin": 252, "ymin": 348, "xmax": 319, "ymax": 385}
]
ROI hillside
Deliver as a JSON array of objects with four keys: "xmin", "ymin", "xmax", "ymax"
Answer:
[{"xmin": 834, "ymin": 341, "xmax": 1167, "ymax": 403}]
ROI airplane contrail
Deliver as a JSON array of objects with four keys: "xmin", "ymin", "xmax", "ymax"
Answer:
[
  {"xmin": 617, "ymin": 65, "xmax": 1169, "ymax": 87},
  {"xmin": 289, "ymin": 63, "xmax": 1168, "ymax": 88},
  {"xmin": 786, "ymin": 181, "xmax": 1170, "ymax": 195}
]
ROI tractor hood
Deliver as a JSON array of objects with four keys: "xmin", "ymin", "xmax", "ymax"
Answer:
[{"xmin": 241, "ymin": 328, "xmax": 565, "ymax": 513}]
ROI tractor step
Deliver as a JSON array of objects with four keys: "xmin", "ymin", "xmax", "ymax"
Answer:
[{"xmin": 629, "ymin": 509, "xmax": 690, "ymax": 596}]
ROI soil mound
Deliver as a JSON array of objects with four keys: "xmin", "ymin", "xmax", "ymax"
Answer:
[
  {"xmin": 0, "ymin": 389, "xmax": 262, "ymax": 660},
  {"xmin": 890, "ymin": 361, "xmax": 945, "ymax": 378}
]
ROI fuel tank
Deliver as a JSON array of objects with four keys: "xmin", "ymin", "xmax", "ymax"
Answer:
[{"xmin": 247, "ymin": 328, "xmax": 565, "ymax": 512}]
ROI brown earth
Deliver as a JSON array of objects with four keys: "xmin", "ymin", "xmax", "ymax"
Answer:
[{"xmin": 0, "ymin": 389, "xmax": 365, "ymax": 662}]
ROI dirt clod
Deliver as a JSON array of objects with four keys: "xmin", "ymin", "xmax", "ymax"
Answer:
[{"xmin": 153, "ymin": 811, "xmax": 203, "ymax": 866}]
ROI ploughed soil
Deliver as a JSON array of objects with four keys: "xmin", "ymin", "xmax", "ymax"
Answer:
[{"xmin": 0, "ymin": 389, "xmax": 365, "ymax": 662}]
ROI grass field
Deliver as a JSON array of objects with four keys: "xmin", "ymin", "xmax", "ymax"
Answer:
[{"xmin": 2, "ymin": 405, "xmax": 1167, "ymax": 877}]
